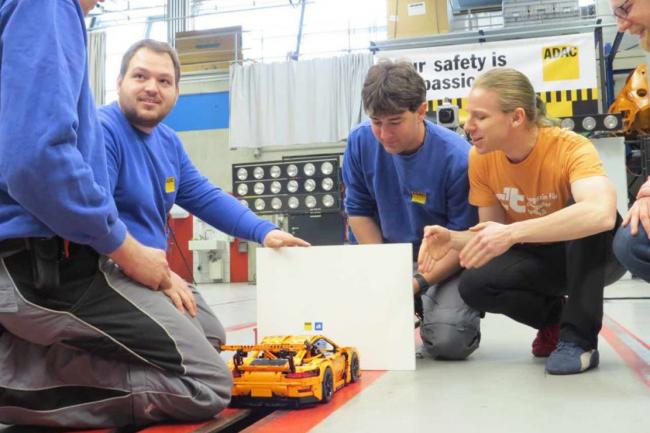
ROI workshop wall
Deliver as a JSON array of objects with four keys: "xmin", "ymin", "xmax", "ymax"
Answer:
[{"xmin": 172, "ymin": 76, "xmax": 344, "ymax": 194}]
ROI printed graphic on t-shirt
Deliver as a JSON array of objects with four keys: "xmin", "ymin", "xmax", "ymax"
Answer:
[{"xmin": 496, "ymin": 187, "xmax": 558, "ymax": 217}]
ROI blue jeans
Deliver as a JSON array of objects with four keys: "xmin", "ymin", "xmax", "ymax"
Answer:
[{"xmin": 613, "ymin": 224, "xmax": 650, "ymax": 282}]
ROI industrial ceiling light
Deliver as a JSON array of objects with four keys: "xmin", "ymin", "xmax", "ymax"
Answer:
[
  {"xmin": 253, "ymin": 167, "xmax": 264, "ymax": 179},
  {"xmin": 603, "ymin": 114, "xmax": 619, "ymax": 130},
  {"xmin": 560, "ymin": 117, "xmax": 575, "ymax": 130},
  {"xmin": 288, "ymin": 196, "xmax": 300, "ymax": 209},
  {"xmin": 321, "ymin": 177, "xmax": 334, "ymax": 191},
  {"xmin": 270, "ymin": 165, "xmax": 281, "ymax": 178},
  {"xmin": 236, "ymin": 167, "xmax": 248, "ymax": 181},
  {"xmin": 236, "ymin": 183, "xmax": 248, "ymax": 196},
  {"xmin": 253, "ymin": 182, "xmax": 265, "ymax": 195},
  {"xmin": 581, "ymin": 116, "xmax": 597, "ymax": 131},
  {"xmin": 287, "ymin": 180, "xmax": 299, "ymax": 193},
  {"xmin": 322, "ymin": 194, "xmax": 335, "ymax": 208},
  {"xmin": 254, "ymin": 198, "xmax": 266, "ymax": 211},
  {"xmin": 239, "ymin": 199, "xmax": 248, "ymax": 208},
  {"xmin": 303, "ymin": 163, "xmax": 316, "ymax": 176},
  {"xmin": 305, "ymin": 195, "xmax": 317, "ymax": 208},
  {"xmin": 304, "ymin": 179, "xmax": 316, "ymax": 192},
  {"xmin": 271, "ymin": 197, "xmax": 282, "ymax": 210},
  {"xmin": 287, "ymin": 164, "xmax": 298, "ymax": 177},
  {"xmin": 321, "ymin": 161, "xmax": 334, "ymax": 175},
  {"xmin": 270, "ymin": 181, "xmax": 282, "ymax": 194}
]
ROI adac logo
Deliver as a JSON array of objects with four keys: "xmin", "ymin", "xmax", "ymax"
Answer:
[{"xmin": 542, "ymin": 45, "xmax": 579, "ymax": 81}]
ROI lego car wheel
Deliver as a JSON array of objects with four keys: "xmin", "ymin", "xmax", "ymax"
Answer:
[
  {"xmin": 321, "ymin": 367, "xmax": 334, "ymax": 403},
  {"xmin": 350, "ymin": 353, "xmax": 360, "ymax": 383}
]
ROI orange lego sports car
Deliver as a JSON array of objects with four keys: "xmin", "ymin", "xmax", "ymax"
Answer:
[{"xmin": 221, "ymin": 335, "xmax": 360, "ymax": 407}]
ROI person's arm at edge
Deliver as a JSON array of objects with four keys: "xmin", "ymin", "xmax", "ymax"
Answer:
[{"xmin": 0, "ymin": 2, "xmax": 125, "ymax": 254}]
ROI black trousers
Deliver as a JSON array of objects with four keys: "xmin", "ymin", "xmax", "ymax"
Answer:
[{"xmin": 458, "ymin": 222, "xmax": 625, "ymax": 350}]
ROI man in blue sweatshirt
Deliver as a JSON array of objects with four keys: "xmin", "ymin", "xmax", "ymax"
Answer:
[
  {"xmin": 0, "ymin": 0, "xmax": 235, "ymax": 428},
  {"xmin": 342, "ymin": 60, "xmax": 480, "ymax": 360},
  {"xmin": 100, "ymin": 39, "xmax": 309, "ymax": 319}
]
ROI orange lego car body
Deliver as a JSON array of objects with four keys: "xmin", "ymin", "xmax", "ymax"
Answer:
[{"xmin": 221, "ymin": 335, "xmax": 360, "ymax": 407}]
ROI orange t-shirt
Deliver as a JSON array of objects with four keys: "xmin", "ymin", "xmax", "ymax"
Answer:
[{"xmin": 468, "ymin": 126, "xmax": 606, "ymax": 223}]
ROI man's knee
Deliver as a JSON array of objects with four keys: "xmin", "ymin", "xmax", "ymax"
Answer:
[
  {"xmin": 420, "ymin": 277, "xmax": 481, "ymax": 360},
  {"xmin": 420, "ymin": 322, "xmax": 480, "ymax": 360},
  {"xmin": 131, "ymin": 358, "xmax": 233, "ymax": 424}
]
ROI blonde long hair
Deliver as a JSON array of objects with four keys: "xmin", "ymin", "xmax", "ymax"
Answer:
[{"xmin": 472, "ymin": 68, "xmax": 558, "ymax": 127}]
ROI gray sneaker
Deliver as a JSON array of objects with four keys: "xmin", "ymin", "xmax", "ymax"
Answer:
[{"xmin": 546, "ymin": 341, "xmax": 599, "ymax": 375}]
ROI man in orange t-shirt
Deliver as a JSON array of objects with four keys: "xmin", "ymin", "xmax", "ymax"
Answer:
[{"xmin": 419, "ymin": 68, "xmax": 625, "ymax": 375}]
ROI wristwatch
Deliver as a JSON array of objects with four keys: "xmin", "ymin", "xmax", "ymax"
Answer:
[{"xmin": 413, "ymin": 272, "xmax": 429, "ymax": 292}]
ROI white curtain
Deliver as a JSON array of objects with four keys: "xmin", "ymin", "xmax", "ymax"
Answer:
[
  {"xmin": 88, "ymin": 31, "xmax": 106, "ymax": 106},
  {"xmin": 229, "ymin": 53, "xmax": 373, "ymax": 149}
]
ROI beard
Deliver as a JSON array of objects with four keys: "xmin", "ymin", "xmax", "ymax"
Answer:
[{"xmin": 122, "ymin": 103, "xmax": 167, "ymax": 130}]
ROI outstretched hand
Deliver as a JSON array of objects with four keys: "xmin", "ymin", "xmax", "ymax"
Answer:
[
  {"xmin": 263, "ymin": 230, "xmax": 311, "ymax": 248},
  {"xmin": 418, "ymin": 225, "xmax": 452, "ymax": 273}
]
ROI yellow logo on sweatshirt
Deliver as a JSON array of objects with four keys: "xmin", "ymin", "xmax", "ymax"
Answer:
[
  {"xmin": 411, "ymin": 192, "xmax": 427, "ymax": 205},
  {"xmin": 165, "ymin": 176, "xmax": 176, "ymax": 193}
]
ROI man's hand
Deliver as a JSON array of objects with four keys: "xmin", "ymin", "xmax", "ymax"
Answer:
[
  {"xmin": 263, "ymin": 230, "xmax": 311, "ymax": 248},
  {"xmin": 108, "ymin": 233, "xmax": 172, "ymax": 291},
  {"xmin": 636, "ymin": 177, "xmax": 650, "ymax": 199},
  {"xmin": 622, "ymin": 196, "xmax": 650, "ymax": 238},
  {"xmin": 163, "ymin": 271, "xmax": 197, "ymax": 317},
  {"xmin": 459, "ymin": 221, "xmax": 514, "ymax": 268},
  {"xmin": 418, "ymin": 225, "xmax": 452, "ymax": 273}
]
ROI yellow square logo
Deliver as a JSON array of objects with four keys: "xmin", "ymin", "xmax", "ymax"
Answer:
[
  {"xmin": 304, "ymin": 322, "xmax": 313, "ymax": 331},
  {"xmin": 411, "ymin": 192, "xmax": 427, "ymax": 205},
  {"xmin": 542, "ymin": 45, "xmax": 579, "ymax": 81},
  {"xmin": 165, "ymin": 176, "xmax": 176, "ymax": 193}
]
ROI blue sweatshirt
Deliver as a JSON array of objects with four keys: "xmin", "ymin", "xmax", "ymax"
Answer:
[
  {"xmin": 342, "ymin": 120, "xmax": 477, "ymax": 257},
  {"xmin": 0, "ymin": 0, "xmax": 126, "ymax": 254},
  {"xmin": 99, "ymin": 102, "xmax": 276, "ymax": 250}
]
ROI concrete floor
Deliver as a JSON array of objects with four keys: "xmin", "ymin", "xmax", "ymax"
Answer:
[
  {"xmin": 204, "ymin": 275, "xmax": 650, "ymax": 433},
  {"xmin": 0, "ymin": 275, "xmax": 646, "ymax": 433}
]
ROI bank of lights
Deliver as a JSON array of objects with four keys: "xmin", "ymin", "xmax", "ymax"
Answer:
[
  {"xmin": 559, "ymin": 113, "xmax": 623, "ymax": 133},
  {"xmin": 232, "ymin": 157, "xmax": 340, "ymax": 215}
]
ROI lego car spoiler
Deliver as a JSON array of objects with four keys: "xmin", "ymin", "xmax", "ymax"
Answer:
[{"xmin": 222, "ymin": 342, "xmax": 318, "ymax": 373}]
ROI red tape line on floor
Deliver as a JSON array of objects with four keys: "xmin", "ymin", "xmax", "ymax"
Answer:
[
  {"xmin": 601, "ymin": 313, "xmax": 650, "ymax": 388},
  {"xmin": 240, "ymin": 370, "xmax": 385, "ymax": 433}
]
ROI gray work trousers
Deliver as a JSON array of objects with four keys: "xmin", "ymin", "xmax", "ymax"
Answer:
[
  {"xmin": 0, "ymin": 249, "xmax": 232, "ymax": 428},
  {"xmin": 418, "ymin": 272, "xmax": 481, "ymax": 360}
]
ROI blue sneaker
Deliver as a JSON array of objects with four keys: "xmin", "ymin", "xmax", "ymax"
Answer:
[{"xmin": 546, "ymin": 341, "xmax": 599, "ymax": 375}]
